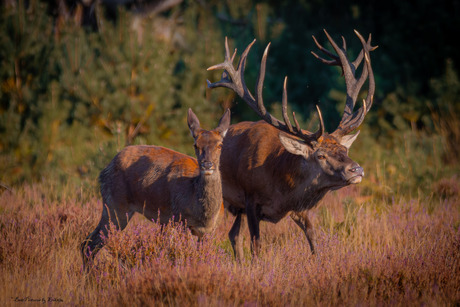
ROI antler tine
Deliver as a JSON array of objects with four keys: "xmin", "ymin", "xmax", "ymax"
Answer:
[
  {"xmin": 282, "ymin": 77, "xmax": 295, "ymax": 134},
  {"xmin": 341, "ymin": 36, "xmax": 347, "ymax": 52},
  {"xmin": 338, "ymin": 98, "xmax": 368, "ymax": 134},
  {"xmin": 310, "ymin": 105, "xmax": 325, "ymax": 139},
  {"xmin": 351, "ymin": 33, "xmax": 378, "ymax": 73},
  {"xmin": 311, "ymin": 35, "xmax": 340, "ymax": 66},
  {"xmin": 323, "ymin": 30, "xmax": 357, "ymax": 90},
  {"xmin": 311, "ymin": 30, "xmax": 376, "ymax": 137},
  {"xmin": 314, "ymin": 30, "xmax": 357, "ymax": 121},
  {"xmin": 256, "ymin": 43, "xmax": 271, "ymax": 120},
  {"xmin": 226, "ymin": 36, "xmax": 238, "ymax": 63},
  {"xmin": 355, "ymin": 30, "xmax": 379, "ymax": 103},
  {"xmin": 344, "ymin": 31, "xmax": 375, "ymax": 126},
  {"xmin": 208, "ymin": 38, "xmax": 322, "ymax": 142},
  {"xmin": 206, "ymin": 38, "xmax": 236, "ymax": 93},
  {"xmin": 282, "ymin": 76, "xmax": 324, "ymax": 140},
  {"xmin": 207, "ymin": 37, "xmax": 233, "ymax": 72},
  {"xmin": 311, "ymin": 32, "xmax": 355, "ymax": 78},
  {"xmin": 236, "ymin": 39, "xmax": 257, "ymax": 100},
  {"xmin": 331, "ymin": 30, "xmax": 376, "ymax": 136},
  {"xmin": 355, "ymin": 30, "xmax": 376, "ymax": 112},
  {"xmin": 281, "ymin": 76, "xmax": 311, "ymax": 138},
  {"xmin": 259, "ymin": 47, "xmax": 319, "ymax": 140},
  {"xmin": 224, "ymin": 36, "xmax": 231, "ymax": 61},
  {"xmin": 312, "ymin": 30, "xmax": 377, "ymax": 80},
  {"xmin": 256, "ymin": 44, "xmax": 313, "ymax": 137},
  {"xmin": 292, "ymin": 112, "xmax": 301, "ymax": 133},
  {"xmin": 207, "ymin": 38, "xmax": 256, "ymax": 98}
]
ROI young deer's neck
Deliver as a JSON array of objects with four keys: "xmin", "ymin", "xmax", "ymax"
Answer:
[{"xmin": 194, "ymin": 170, "xmax": 223, "ymax": 226}]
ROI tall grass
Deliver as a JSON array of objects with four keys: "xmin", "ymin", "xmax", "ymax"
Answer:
[{"xmin": 1, "ymin": 182, "xmax": 458, "ymax": 306}]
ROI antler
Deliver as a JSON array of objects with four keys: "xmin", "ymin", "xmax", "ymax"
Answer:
[
  {"xmin": 312, "ymin": 29, "xmax": 377, "ymax": 137},
  {"xmin": 207, "ymin": 37, "xmax": 324, "ymax": 143}
]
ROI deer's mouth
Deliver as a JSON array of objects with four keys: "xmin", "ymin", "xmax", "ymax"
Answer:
[
  {"xmin": 345, "ymin": 165, "xmax": 364, "ymax": 184},
  {"xmin": 200, "ymin": 161, "xmax": 216, "ymax": 175},
  {"xmin": 200, "ymin": 165, "xmax": 216, "ymax": 175},
  {"xmin": 347, "ymin": 175, "xmax": 363, "ymax": 184},
  {"xmin": 201, "ymin": 169, "xmax": 215, "ymax": 175}
]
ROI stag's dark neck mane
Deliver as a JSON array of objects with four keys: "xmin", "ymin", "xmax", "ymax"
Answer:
[{"xmin": 271, "ymin": 145, "xmax": 346, "ymax": 212}]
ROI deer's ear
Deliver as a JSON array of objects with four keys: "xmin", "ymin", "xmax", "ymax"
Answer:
[
  {"xmin": 187, "ymin": 108, "xmax": 202, "ymax": 138},
  {"xmin": 279, "ymin": 132, "xmax": 312, "ymax": 158},
  {"xmin": 215, "ymin": 108, "xmax": 231, "ymax": 137},
  {"xmin": 340, "ymin": 130, "xmax": 360, "ymax": 150}
]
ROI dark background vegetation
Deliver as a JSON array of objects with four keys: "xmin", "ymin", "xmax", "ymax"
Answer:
[{"xmin": 1, "ymin": 0, "xmax": 459, "ymax": 197}]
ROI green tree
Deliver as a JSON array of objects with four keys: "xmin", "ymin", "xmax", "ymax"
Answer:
[{"xmin": 0, "ymin": 0, "xmax": 58, "ymax": 182}]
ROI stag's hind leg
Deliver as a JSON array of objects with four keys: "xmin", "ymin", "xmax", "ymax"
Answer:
[{"xmin": 80, "ymin": 203, "xmax": 133, "ymax": 270}]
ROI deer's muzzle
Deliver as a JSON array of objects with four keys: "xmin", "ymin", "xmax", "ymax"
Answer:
[
  {"xmin": 200, "ymin": 161, "xmax": 215, "ymax": 175},
  {"xmin": 346, "ymin": 164, "xmax": 364, "ymax": 184}
]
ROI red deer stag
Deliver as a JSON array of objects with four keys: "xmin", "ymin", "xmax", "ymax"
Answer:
[
  {"xmin": 207, "ymin": 30, "xmax": 377, "ymax": 259},
  {"xmin": 81, "ymin": 108, "xmax": 231, "ymax": 268}
]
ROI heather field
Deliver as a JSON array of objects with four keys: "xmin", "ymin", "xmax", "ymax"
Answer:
[{"xmin": 1, "ymin": 182, "xmax": 458, "ymax": 306}]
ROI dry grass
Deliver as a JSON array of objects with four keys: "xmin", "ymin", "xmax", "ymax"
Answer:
[{"xmin": 0, "ymin": 183, "xmax": 459, "ymax": 306}]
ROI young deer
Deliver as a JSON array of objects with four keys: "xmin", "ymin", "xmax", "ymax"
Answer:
[
  {"xmin": 81, "ymin": 108, "xmax": 230, "ymax": 268},
  {"xmin": 207, "ymin": 30, "xmax": 377, "ymax": 259}
]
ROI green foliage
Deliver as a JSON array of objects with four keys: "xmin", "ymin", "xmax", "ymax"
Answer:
[
  {"xmin": 172, "ymin": 3, "xmax": 225, "ymax": 134},
  {"xmin": 50, "ymin": 11, "xmax": 182, "ymax": 183},
  {"xmin": 429, "ymin": 59, "xmax": 460, "ymax": 163},
  {"xmin": 0, "ymin": 0, "xmax": 57, "ymax": 181},
  {"xmin": 0, "ymin": 2, "xmax": 227, "ymax": 185},
  {"xmin": 0, "ymin": 0, "xmax": 459, "ymax": 196},
  {"xmin": 56, "ymin": 11, "xmax": 179, "ymax": 144}
]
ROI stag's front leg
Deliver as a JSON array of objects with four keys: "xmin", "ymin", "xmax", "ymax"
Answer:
[
  {"xmin": 228, "ymin": 211, "xmax": 246, "ymax": 260},
  {"xmin": 245, "ymin": 199, "xmax": 261, "ymax": 256},
  {"xmin": 290, "ymin": 211, "xmax": 315, "ymax": 254}
]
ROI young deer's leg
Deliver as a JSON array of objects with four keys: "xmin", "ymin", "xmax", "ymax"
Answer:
[
  {"xmin": 228, "ymin": 211, "xmax": 246, "ymax": 260},
  {"xmin": 245, "ymin": 199, "xmax": 261, "ymax": 257},
  {"xmin": 290, "ymin": 211, "xmax": 315, "ymax": 254},
  {"xmin": 81, "ymin": 204, "xmax": 133, "ymax": 270}
]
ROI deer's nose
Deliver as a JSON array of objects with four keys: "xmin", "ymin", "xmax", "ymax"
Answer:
[
  {"xmin": 347, "ymin": 163, "xmax": 364, "ymax": 176},
  {"xmin": 201, "ymin": 161, "xmax": 214, "ymax": 170}
]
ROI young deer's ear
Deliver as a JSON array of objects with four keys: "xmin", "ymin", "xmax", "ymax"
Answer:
[
  {"xmin": 215, "ymin": 108, "xmax": 231, "ymax": 137},
  {"xmin": 340, "ymin": 130, "xmax": 360, "ymax": 150},
  {"xmin": 278, "ymin": 132, "xmax": 312, "ymax": 158},
  {"xmin": 187, "ymin": 108, "xmax": 202, "ymax": 138}
]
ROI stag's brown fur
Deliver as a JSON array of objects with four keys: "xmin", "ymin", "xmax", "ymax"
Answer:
[
  {"xmin": 220, "ymin": 121, "xmax": 361, "ymax": 258},
  {"xmin": 207, "ymin": 31, "xmax": 376, "ymax": 259}
]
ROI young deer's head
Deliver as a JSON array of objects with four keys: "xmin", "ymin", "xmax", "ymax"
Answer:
[{"xmin": 187, "ymin": 108, "xmax": 230, "ymax": 176}]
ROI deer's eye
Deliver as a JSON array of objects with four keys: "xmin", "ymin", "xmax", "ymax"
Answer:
[{"xmin": 317, "ymin": 154, "xmax": 326, "ymax": 160}]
